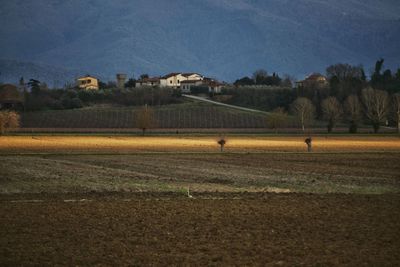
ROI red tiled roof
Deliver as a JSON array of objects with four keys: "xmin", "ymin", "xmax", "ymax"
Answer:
[
  {"xmin": 202, "ymin": 78, "xmax": 223, "ymax": 86},
  {"xmin": 77, "ymin": 75, "xmax": 98, "ymax": 80},
  {"xmin": 180, "ymin": 80, "xmax": 203, "ymax": 84},
  {"xmin": 162, "ymin": 73, "xmax": 181, "ymax": 79},
  {"xmin": 306, "ymin": 73, "xmax": 326, "ymax": 80},
  {"xmin": 138, "ymin": 77, "xmax": 160, "ymax": 83},
  {"xmin": 181, "ymin": 73, "xmax": 201, "ymax": 77},
  {"xmin": 208, "ymin": 81, "xmax": 223, "ymax": 87}
]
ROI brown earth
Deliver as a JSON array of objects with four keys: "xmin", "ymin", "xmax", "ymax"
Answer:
[
  {"xmin": 1, "ymin": 153, "xmax": 399, "ymax": 194},
  {"xmin": 1, "ymin": 136, "xmax": 399, "ymax": 266},
  {"xmin": 0, "ymin": 193, "xmax": 399, "ymax": 266}
]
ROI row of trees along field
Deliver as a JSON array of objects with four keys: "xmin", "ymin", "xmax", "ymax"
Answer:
[
  {"xmin": 224, "ymin": 59, "xmax": 400, "ymax": 133},
  {"xmin": 283, "ymin": 90, "xmax": 400, "ymax": 133}
]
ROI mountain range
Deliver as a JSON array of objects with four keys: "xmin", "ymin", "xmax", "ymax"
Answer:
[{"xmin": 1, "ymin": 0, "xmax": 399, "ymax": 85}]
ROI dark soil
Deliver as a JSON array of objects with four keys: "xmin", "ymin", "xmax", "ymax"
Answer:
[{"xmin": 1, "ymin": 193, "xmax": 399, "ymax": 266}]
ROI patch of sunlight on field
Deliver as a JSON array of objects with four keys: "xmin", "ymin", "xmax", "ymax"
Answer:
[{"xmin": 0, "ymin": 136, "xmax": 399, "ymax": 153}]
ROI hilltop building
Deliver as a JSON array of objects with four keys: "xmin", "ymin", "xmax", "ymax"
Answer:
[
  {"xmin": 206, "ymin": 79, "xmax": 224, "ymax": 94},
  {"xmin": 137, "ymin": 77, "xmax": 161, "ymax": 87},
  {"xmin": 180, "ymin": 80, "xmax": 204, "ymax": 93},
  {"xmin": 160, "ymin": 73, "xmax": 203, "ymax": 88},
  {"xmin": 77, "ymin": 75, "xmax": 99, "ymax": 90},
  {"xmin": 296, "ymin": 73, "xmax": 329, "ymax": 89},
  {"xmin": 180, "ymin": 78, "xmax": 223, "ymax": 94},
  {"xmin": 135, "ymin": 72, "xmax": 223, "ymax": 93},
  {"xmin": 116, "ymin": 74, "xmax": 127, "ymax": 89}
]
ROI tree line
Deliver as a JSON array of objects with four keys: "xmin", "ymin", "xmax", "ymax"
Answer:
[
  {"xmin": 7, "ymin": 58, "xmax": 400, "ymax": 133},
  {"xmin": 23, "ymin": 81, "xmax": 181, "ymax": 111},
  {"xmin": 284, "ymin": 90, "xmax": 399, "ymax": 133},
  {"xmin": 225, "ymin": 59, "xmax": 400, "ymax": 133}
]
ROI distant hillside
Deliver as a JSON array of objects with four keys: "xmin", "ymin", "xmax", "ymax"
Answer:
[
  {"xmin": 0, "ymin": 59, "xmax": 88, "ymax": 87},
  {"xmin": 1, "ymin": 0, "xmax": 399, "ymax": 82}
]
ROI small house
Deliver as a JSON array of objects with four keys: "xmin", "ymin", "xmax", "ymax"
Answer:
[
  {"xmin": 77, "ymin": 75, "xmax": 99, "ymax": 90},
  {"xmin": 180, "ymin": 80, "xmax": 204, "ymax": 93},
  {"xmin": 137, "ymin": 77, "xmax": 161, "ymax": 87},
  {"xmin": 207, "ymin": 80, "xmax": 224, "ymax": 94},
  {"xmin": 296, "ymin": 73, "xmax": 329, "ymax": 89}
]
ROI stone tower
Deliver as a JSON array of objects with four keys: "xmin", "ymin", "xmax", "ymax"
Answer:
[{"xmin": 116, "ymin": 74, "xmax": 127, "ymax": 89}]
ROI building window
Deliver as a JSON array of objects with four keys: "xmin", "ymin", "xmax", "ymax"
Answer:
[{"xmin": 178, "ymin": 80, "xmax": 180, "ymax": 84}]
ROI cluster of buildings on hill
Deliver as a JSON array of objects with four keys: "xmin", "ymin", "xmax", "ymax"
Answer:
[
  {"xmin": 76, "ymin": 72, "xmax": 224, "ymax": 93},
  {"xmin": 0, "ymin": 72, "xmax": 330, "ymax": 110},
  {"xmin": 76, "ymin": 72, "xmax": 330, "ymax": 92}
]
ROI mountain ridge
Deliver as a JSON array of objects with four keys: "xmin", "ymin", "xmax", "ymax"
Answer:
[{"xmin": 0, "ymin": 0, "xmax": 399, "ymax": 84}]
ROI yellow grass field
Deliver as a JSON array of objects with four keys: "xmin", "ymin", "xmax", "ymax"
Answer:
[{"xmin": 0, "ymin": 135, "xmax": 400, "ymax": 153}]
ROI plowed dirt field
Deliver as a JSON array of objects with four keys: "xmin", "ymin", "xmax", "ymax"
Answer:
[
  {"xmin": 1, "ymin": 135, "xmax": 399, "ymax": 266},
  {"xmin": 1, "ymin": 193, "xmax": 399, "ymax": 266}
]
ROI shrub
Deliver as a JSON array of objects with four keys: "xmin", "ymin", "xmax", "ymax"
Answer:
[
  {"xmin": 62, "ymin": 97, "xmax": 83, "ymax": 109},
  {"xmin": 266, "ymin": 107, "xmax": 289, "ymax": 132},
  {"xmin": 191, "ymin": 86, "xmax": 209, "ymax": 95},
  {"xmin": 0, "ymin": 111, "xmax": 20, "ymax": 134}
]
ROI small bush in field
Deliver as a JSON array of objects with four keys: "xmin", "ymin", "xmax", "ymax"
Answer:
[{"xmin": 217, "ymin": 136, "xmax": 226, "ymax": 152}]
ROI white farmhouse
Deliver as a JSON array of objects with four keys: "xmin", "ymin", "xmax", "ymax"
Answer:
[
  {"xmin": 160, "ymin": 72, "xmax": 203, "ymax": 88},
  {"xmin": 182, "ymin": 73, "xmax": 203, "ymax": 81},
  {"xmin": 180, "ymin": 77, "xmax": 224, "ymax": 94}
]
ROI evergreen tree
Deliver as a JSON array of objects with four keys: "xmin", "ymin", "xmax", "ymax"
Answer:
[{"xmin": 28, "ymin": 79, "xmax": 41, "ymax": 95}]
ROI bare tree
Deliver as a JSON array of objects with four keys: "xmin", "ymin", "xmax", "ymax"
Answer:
[
  {"xmin": 344, "ymin": 95, "xmax": 361, "ymax": 133},
  {"xmin": 290, "ymin": 97, "xmax": 315, "ymax": 132},
  {"xmin": 266, "ymin": 107, "xmax": 289, "ymax": 133},
  {"xmin": 326, "ymin": 63, "xmax": 364, "ymax": 81},
  {"xmin": 252, "ymin": 69, "xmax": 268, "ymax": 84},
  {"xmin": 135, "ymin": 105, "xmax": 156, "ymax": 136},
  {"xmin": 0, "ymin": 111, "xmax": 20, "ymax": 135},
  {"xmin": 304, "ymin": 137, "xmax": 312, "ymax": 152},
  {"xmin": 217, "ymin": 135, "xmax": 226, "ymax": 152},
  {"xmin": 392, "ymin": 93, "xmax": 400, "ymax": 133},
  {"xmin": 281, "ymin": 74, "xmax": 295, "ymax": 88},
  {"xmin": 361, "ymin": 88, "xmax": 389, "ymax": 133},
  {"xmin": 321, "ymin": 97, "xmax": 342, "ymax": 133}
]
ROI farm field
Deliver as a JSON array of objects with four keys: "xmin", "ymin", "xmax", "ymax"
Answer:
[
  {"xmin": 21, "ymin": 102, "xmax": 270, "ymax": 129},
  {"xmin": 1, "ymin": 135, "xmax": 399, "ymax": 195},
  {"xmin": 1, "ymin": 194, "xmax": 399, "ymax": 266},
  {"xmin": 1, "ymin": 152, "xmax": 399, "ymax": 195},
  {"xmin": 1, "ymin": 135, "xmax": 399, "ymax": 265},
  {"xmin": 1, "ymin": 135, "xmax": 400, "ymax": 153},
  {"xmin": 19, "ymin": 102, "xmax": 397, "ymax": 133}
]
